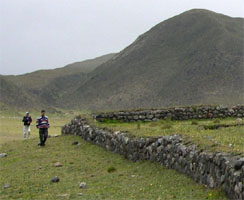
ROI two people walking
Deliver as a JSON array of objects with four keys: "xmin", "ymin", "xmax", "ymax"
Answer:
[{"xmin": 22, "ymin": 110, "xmax": 50, "ymax": 147}]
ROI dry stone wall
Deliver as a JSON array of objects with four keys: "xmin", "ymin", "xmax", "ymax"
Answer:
[
  {"xmin": 62, "ymin": 116, "xmax": 244, "ymax": 199},
  {"xmin": 94, "ymin": 105, "xmax": 244, "ymax": 122}
]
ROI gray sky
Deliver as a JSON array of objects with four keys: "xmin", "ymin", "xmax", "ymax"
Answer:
[{"xmin": 1, "ymin": 0, "xmax": 243, "ymax": 75}]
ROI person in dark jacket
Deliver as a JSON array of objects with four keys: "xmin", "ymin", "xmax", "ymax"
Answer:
[
  {"xmin": 22, "ymin": 112, "xmax": 32, "ymax": 138},
  {"xmin": 36, "ymin": 110, "xmax": 50, "ymax": 146}
]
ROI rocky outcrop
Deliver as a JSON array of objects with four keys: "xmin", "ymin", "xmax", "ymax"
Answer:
[
  {"xmin": 62, "ymin": 117, "xmax": 244, "ymax": 199},
  {"xmin": 94, "ymin": 105, "xmax": 244, "ymax": 122}
]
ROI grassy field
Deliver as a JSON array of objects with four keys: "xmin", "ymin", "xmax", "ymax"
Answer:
[
  {"xmin": 94, "ymin": 117, "xmax": 244, "ymax": 154},
  {"xmin": 0, "ymin": 114, "xmax": 228, "ymax": 199},
  {"xmin": 0, "ymin": 135, "xmax": 227, "ymax": 199}
]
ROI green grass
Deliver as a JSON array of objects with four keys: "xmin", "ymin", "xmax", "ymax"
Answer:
[
  {"xmin": 94, "ymin": 117, "xmax": 244, "ymax": 154},
  {"xmin": 0, "ymin": 135, "xmax": 227, "ymax": 199}
]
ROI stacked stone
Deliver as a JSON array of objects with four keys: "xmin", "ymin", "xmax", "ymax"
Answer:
[
  {"xmin": 94, "ymin": 105, "xmax": 244, "ymax": 122},
  {"xmin": 62, "ymin": 117, "xmax": 244, "ymax": 199}
]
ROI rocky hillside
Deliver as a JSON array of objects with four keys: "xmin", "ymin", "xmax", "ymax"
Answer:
[{"xmin": 60, "ymin": 9, "xmax": 243, "ymax": 110}]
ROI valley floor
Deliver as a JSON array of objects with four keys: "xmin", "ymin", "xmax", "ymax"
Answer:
[
  {"xmin": 0, "ymin": 136, "xmax": 227, "ymax": 200},
  {"xmin": 0, "ymin": 116, "xmax": 227, "ymax": 199}
]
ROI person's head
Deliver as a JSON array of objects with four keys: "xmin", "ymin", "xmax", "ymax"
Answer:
[
  {"xmin": 41, "ymin": 110, "xmax": 45, "ymax": 116},
  {"xmin": 26, "ymin": 112, "xmax": 30, "ymax": 116}
]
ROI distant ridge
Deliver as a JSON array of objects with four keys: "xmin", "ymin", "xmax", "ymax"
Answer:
[{"xmin": 1, "ymin": 53, "xmax": 116, "ymax": 109}]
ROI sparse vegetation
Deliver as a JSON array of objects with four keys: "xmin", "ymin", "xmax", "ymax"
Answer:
[{"xmin": 203, "ymin": 124, "xmax": 220, "ymax": 130}]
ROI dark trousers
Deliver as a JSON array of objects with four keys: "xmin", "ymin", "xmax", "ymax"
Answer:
[{"xmin": 39, "ymin": 128, "xmax": 48, "ymax": 146}]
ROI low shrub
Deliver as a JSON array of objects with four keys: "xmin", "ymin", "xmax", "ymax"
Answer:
[
  {"xmin": 204, "ymin": 124, "xmax": 220, "ymax": 130},
  {"xmin": 192, "ymin": 106, "xmax": 197, "ymax": 112},
  {"xmin": 107, "ymin": 166, "xmax": 117, "ymax": 173}
]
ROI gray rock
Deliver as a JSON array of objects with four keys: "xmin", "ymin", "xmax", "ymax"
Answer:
[
  {"xmin": 208, "ymin": 176, "xmax": 215, "ymax": 188},
  {"xmin": 56, "ymin": 194, "xmax": 69, "ymax": 198},
  {"xmin": 51, "ymin": 176, "xmax": 60, "ymax": 183},
  {"xmin": 236, "ymin": 118, "xmax": 242, "ymax": 126},
  {"xmin": 234, "ymin": 158, "xmax": 244, "ymax": 170},
  {"xmin": 79, "ymin": 182, "xmax": 87, "ymax": 189},
  {"xmin": 54, "ymin": 162, "xmax": 63, "ymax": 167},
  {"xmin": 4, "ymin": 184, "xmax": 11, "ymax": 189},
  {"xmin": 133, "ymin": 115, "xmax": 139, "ymax": 120},
  {"xmin": 122, "ymin": 137, "xmax": 129, "ymax": 145},
  {"xmin": 77, "ymin": 193, "xmax": 84, "ymax": 196},
  {"xmin": 0, "ymin": 153, "xmax": 7, "ymax": 158}
]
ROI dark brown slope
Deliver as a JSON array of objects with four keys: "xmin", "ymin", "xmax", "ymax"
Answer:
[{"xmin": 61, "ymin": 9, "xmax": 244, "ymax": 110}]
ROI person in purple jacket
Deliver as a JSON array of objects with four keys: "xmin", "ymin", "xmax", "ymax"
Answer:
[{"xmin": 36, "ymin": 110, "xmax": 50, "ymax": 146}]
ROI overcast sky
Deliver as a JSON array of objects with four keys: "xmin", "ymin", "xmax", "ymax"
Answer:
[{"xmin": 1, "ymin": 0, "xmax": 243, "ymax": 75}]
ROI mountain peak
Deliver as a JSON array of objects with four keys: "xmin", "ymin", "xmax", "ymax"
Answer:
[
  {"xmin": 62, "ymin": 9, "xmax": 243, "ymax": 110},
  {"xmin": 1, "ymin": 10, "xmax": 243, "ymax": 110}
]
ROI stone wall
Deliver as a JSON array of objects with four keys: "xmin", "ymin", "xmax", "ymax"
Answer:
[
  {"xmin": 94, "ymin": 105, "xmax": 244, "ymax": 122},
  {"xmin": 62, "ymin": 117, "xmax": 244, "ymax": 199}
]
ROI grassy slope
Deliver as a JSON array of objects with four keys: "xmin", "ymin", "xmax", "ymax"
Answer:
[
  {"xmin": 0, "ymin": 76, "xmax": 40, "ymax": 109},
  {"xmin": 0, "ymin": 135, "xmax": 227, "ymax": 199},
  {"xmin": 5, "ymin": 53, "xmax": 116, "ymax": 90},
  {"xmin": 64, "ymin": 9, "xmax": 244, "ymax": 110},
  {"xmin": 95, "ymin": 118, "xmax": 244, "ymax": 155}
]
